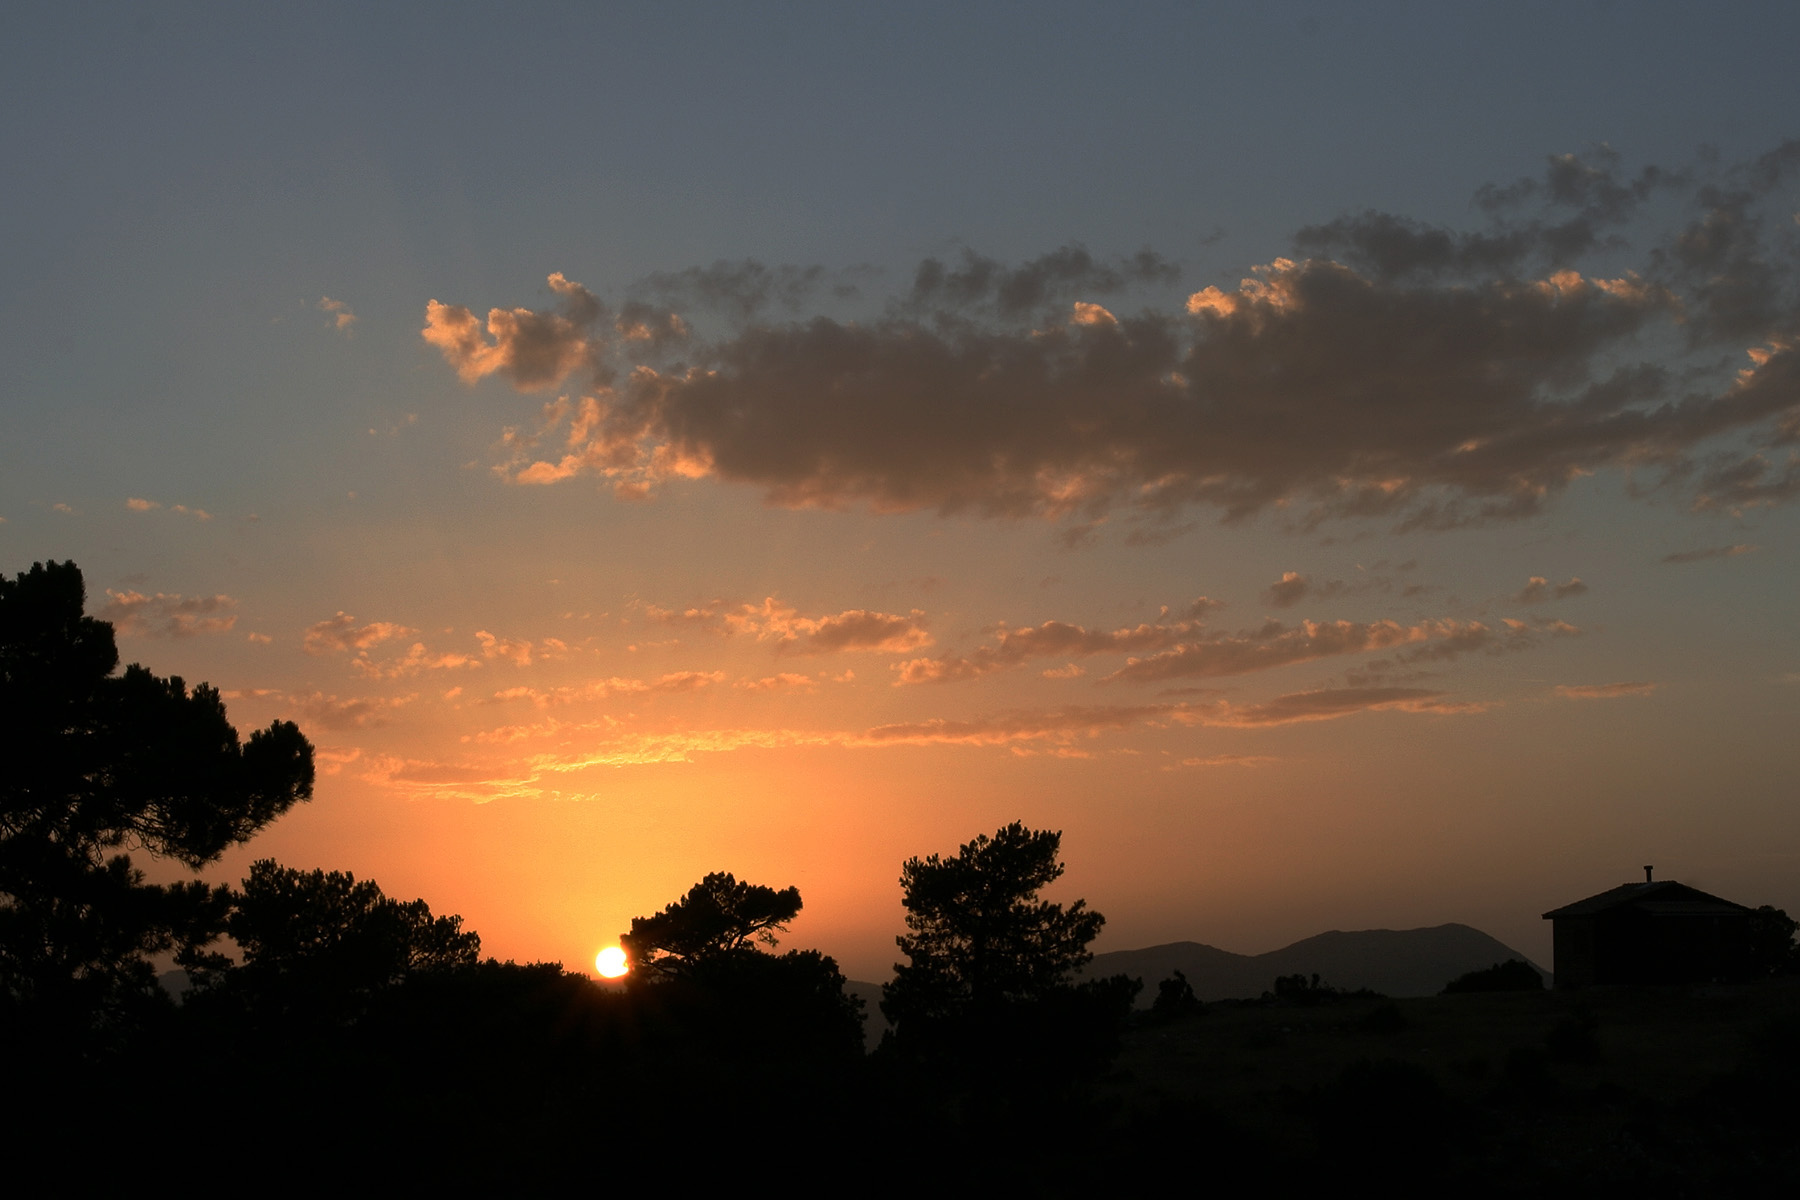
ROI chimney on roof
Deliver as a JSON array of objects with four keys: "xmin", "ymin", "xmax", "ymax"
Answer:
[{"xmin": 1644, "ymin": 865, "xmax": 1654, "ymax": 883}]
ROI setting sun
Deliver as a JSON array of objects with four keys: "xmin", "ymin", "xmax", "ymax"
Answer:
[{"xmin": 596, "ymin": 946, "xmax": 629, "ymax": 978}]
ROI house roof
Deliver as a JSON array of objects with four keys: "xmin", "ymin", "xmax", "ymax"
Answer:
[{"xmin": 1542, "ymin": 879, "xmax": 1751, "ymax": 920}]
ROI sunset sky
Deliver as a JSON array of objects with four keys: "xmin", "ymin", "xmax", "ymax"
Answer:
[{"xmin": 4, "ymin": 3, "xmax": 1798, "ymax": 982}]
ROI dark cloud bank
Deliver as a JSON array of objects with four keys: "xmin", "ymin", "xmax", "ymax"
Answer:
[{"xmin": 426, "ymin": 143, "xmax": 1800, "ymax": 529}]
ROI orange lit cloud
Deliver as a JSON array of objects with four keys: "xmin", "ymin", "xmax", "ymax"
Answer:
[
  {"xmin": 896, "ymin": 607, "xmax": 1571, "ymax": 688},
  {"xmin": 125, "ymin": 498, "xmax": 211, "ymax": 520},
  {"xmin": 303, "ymin": 612, "xmax": 416, "ymax": 655},
  {"xmin": 466, "ymin": 717, "xmax": 572, "ymax": 745},
  {"xmin": 318, "ymin": 296, "xmax": 356, "ymax": 334},
  {"xmin": 373, "ymin": 676, "xmax": 1488, "ymax": 802},
  {"xmin": 475, "ymin": 630, "xmax": 535, "ymax": 666},
  {"xmin": 352, "ymin": 642, "xmax": 482, "ymax": 680},
  {"xmin": 313, "ymin": 747, "xmax": 362, "ymax": 776},
  {"xmin": 357, "ymin": 753, "xmax": 548, "ymax": 803},
  {"xmin": 895, "ymin": 615, "xmax": 1204, "ymax": 685},
  {"xmin": 859, "ymin": 704, "xmax": 1169, "ymax": 747},
  {"xmin": 447, "ymin": 258, "xmax": 1713, "ymax": 524},
  {"xmin": 422, "ymin": 272, "xmax": 600, "ymax": 391},
  {"xmin": 781, "ymin": 607, "xmax": 933, "ymax": 654},
  {"xmin": 99, "ymin": 590, "xmax": 237, "ymax": 638},
  {"xmin": 1171, "ymin": 754, "xmax": 1277, "ymax": 768},
  {"xmin": 1103, "ymin": 618, "xmax": 1433, "ymax": 684},
  {"xmin": 647, "ymin": 597, "xmax": 932, "ymax": 655},
  {"xmin": 739, "ymin": 673, "xmax": 818, "ymax": 692},
  {"xmin": 429, "ymin": 147, "xmax": 1800, "ymax": 528},
  {"xmin": 487, "ymin": 670, "xmax": 725, "ymax": 708}
]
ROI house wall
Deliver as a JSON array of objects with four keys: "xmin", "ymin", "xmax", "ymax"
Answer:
[
  {"xmin": 1553, "ymin": 911, "xmax": 1753, "ymax": 987},
  {"xmin": 1552, "ymin": 917, "xmax": 1597, "ymax": 989}
]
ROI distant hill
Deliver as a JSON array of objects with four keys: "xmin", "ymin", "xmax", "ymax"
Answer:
[
  {"xmin": 1083, "ymin": 924, "xmax": 1549, "ymax": 1004},
  {"xmin": 847, "ymin": 923, "xmax": 1546, "ymax": 1039}
]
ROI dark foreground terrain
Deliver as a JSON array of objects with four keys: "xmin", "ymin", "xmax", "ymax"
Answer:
[
  {"xmin": 1098, "ymin": 981, "xmax": 1800, "ymax": 1192},
  {"xmin": 10, "ymin": 976, "xmax": 1798, "ymax": 1194}
]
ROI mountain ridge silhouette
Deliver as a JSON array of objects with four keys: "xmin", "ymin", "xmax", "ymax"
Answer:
[
  {"xmin": 846, "ymin": 922, "xmax": 1546, "ymax": 1038},
  {"xmin": 1083, "ymin": 922, "xmax": 1548, "ymax": 1004}
]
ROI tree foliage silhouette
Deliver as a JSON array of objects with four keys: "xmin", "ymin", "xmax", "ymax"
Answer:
[
  {"xmin": 879, "ymin": 820, "xmax": 1139, "ymax": 1110},
  {"xmin": 621, "ymin": 870, "xmax": 802, "ymax": 979},
  {"xmin": 1748, "ymin": 905, "xmax": 1799, "ymax": 978},
  {"xmin": 207, "ymin": 859, "xmax": 479, "ymax": 1023},
  {"xmin": 620, "ymin": 872, "xmax": 864, "ymax": 1065},
  {"xmin": 0, "ymin": 561, "xmax": 314, "ymax": 1037},
  {"xmin": 882, "ymin": 821, "xmax": 1105, "ymax": 1035}
]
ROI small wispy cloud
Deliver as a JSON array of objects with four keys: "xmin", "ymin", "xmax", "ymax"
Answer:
[
  {"xmin": 1554, "ymin": 681, "xmax": 1657, "ymax": 700},
  {"xmin": 475, "ymin": 630, "xmax": 536, "ymax": 666},
  {"xmin": 1169, "ymin": 754, "xmax": 1277, "ymax": 769},
  {"xmin": 303, "ymin": 612, "xmax": 416, "ymax": 655},
  {"xmin": 99, "ymin": 590, "xmax": 237, "ymax": 638},
  {"xmin": 1661, "ymin": 543, "xmax": 1757, "ymax": 564},
  {"xmin": 125, "ymin": 497, "xmax": 212, "ymax": 520},
  {"xmin": 646, "ymin": 597, "xmax": 933, "ymax": 655},
  {"xmin": 292, "ymin": 690, "xmax": 417, "ymax": 730},
  {"xmin": 224, "ymin": 688, "xmax": 417, "ymax": 733},
  {"xmin": 353, "ymin": 642, "xmax": 482, "ymax": 680},
  {"xmin": 1263, "ymin": 570, "xmax": 1338, "ymax": 609},
  {"xmin": 739, "ymin": 672, "xmax": 818, "ymax": 693},
  {"xmin": 319, "ymin": 296, "xmax": 357, "ymax": 334},
  {"xmin": 1513, "ymin": 575, "xmax": 1588, "ymax": 604},
  {"xmin": 487, "ymin": 671, "xmax": 726, "ymax": 708}
]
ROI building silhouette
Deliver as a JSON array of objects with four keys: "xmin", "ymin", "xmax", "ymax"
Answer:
[{"xmin": 1543, "ymin": 867, "xmax": 1753, "ymax": 988}]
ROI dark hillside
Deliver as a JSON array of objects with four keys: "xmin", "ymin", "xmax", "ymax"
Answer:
[{"xmin": 1085, "ymin": 923, "xmax": 1547, "ymax": 1002}]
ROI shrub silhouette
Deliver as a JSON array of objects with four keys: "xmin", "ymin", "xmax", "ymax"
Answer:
[
  {"xmin": 1270, "ymin": 973, "xmax": 1338, "ymax": 1005},
  {"xmin": 1442, "ymin": 958, "xmax": 1544, "ymax": 993},
  {"xmin": 1748, "ymin": 906, "xmax": 1799, "ymax": 977},
  {"xmin": 1152, "ymin": 969, "xmax": 1203, "ymax": 1020}
]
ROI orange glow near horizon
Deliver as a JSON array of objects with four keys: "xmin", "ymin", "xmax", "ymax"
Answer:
[{"xmin": 596, "ymin": 946, "xmax": 629, "ymax": 978}]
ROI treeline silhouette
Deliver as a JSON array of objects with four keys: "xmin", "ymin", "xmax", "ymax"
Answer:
[
  {"xmin": 0, "ymin": 561, "xmax": 1146, "ymax": 1184},
  {"xmin": 6, "ymin": 561, "xmax": 1800, "ymax": 1188}
]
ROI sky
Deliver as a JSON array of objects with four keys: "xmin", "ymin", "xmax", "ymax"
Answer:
[{"xmin": 3, "ymin": 2, "xmax": 1798, "ymax": 982}]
